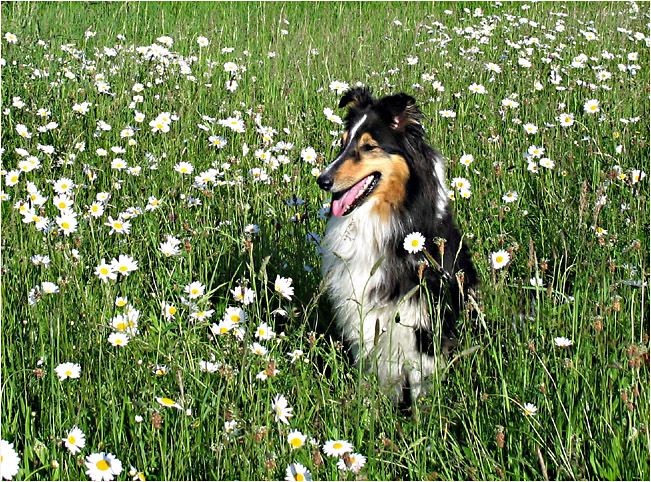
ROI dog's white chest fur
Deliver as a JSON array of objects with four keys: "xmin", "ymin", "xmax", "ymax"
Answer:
[{"xmin": 321, "ymin": 202, "xmax": 441, "ymax": 402}]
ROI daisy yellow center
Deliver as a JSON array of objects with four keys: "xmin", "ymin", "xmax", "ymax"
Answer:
[
  {"xmin": 11, "ymin": 176, "xmax": 18, "ymax": 182},
  {"xmin": 411, "ymin": 239, "xmax": 419, "ymax": 247},
  {"xmin": 61, "ymin": 222, "xmax": 70, "ymax": 229},
  {"xmin": 58, "ymin": 202, "xmax": 67, "ymax": 208},
  {"xmin": 590, "ymin": 106, "xmax": 597, "ymax": 111},
  {"xmin": 114, "ymin": 222, "xmax": 123, "ymax": 229},
  {"xmin": 296, "ymin": 474, "xmax": 305, "ymax": 481},
  {"xmin": 117, "ymin": 301, "xmax": 126, "ymax": 307},
  {"xmin": 119, "ymin": 266, "xmax": 128, "ymax": 272},
  {"xmin": 68, "ymin": 435, "xmax": 76, "ymax": 444},
  {"xmin": 96, "ymin": 460, "xmax": 110, "ymax": 471},
  {"xmin": 100, "ymin": 267, "xmax": 109, "ymax": 275},
  {"xmin": 495, "ymin": 255, "xmax": 504, "ymax": 263},
  {"xmin": 0, "ymin": 455, "xmax": 4, "ymax": 462},
  {"xmin": 290, "ymin": 438, "xmax": 303, "ymax": 448},
  {"xmin": 333, "ymin": 442, "xmax": 343, "ymax": 450},
  {"xmin": 161, "ymin": 398, "xmax": 175, "ymax": 406},
  {"xmin": 191, "ymin": 289, "xmax": 198, "ymax": 294},
  {"xmin": 220, "ymin": 327, "xmax": 229, "ymax": 333},
  {"xmin": 115, "ymin": 338, "xmax": 123, "ymax": 345},
  {"xmin": 230, "ymin": 315, "xmax": 240, "ymax": 322},
  {"xmin": 168, "ymin": 306, "xmax": 177, "ymax": 315},
  {"xmin": 65, "ymin": 370, "xmax": 72, "ymax": 376},
  {"xmin": 116, "ymin": 322, "xmax": 127, "ymax": 331},
  {"xmin": 61, "ymin": 184, "xmax": 68, "ymax": 190}
]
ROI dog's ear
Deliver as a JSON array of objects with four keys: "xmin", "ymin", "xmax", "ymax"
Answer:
[
  {"xmin": 378, "ymin": 93, "xmax": 422, "ymax": 131},
  {"xmin": 338, "ymin": 87, "xmax": 374, "ymax": 110}
]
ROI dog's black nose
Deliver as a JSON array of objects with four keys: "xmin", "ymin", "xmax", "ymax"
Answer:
[{"xmin": 317, "ymin": 172, "xmax": 333, "ymax": 191}]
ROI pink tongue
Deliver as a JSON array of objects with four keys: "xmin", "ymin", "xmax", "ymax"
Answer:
[{"xmin": 331, "ymin": 175, "xmax": 372, "ymax": 217}]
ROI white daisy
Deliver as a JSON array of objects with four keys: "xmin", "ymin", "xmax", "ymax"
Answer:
[
  {"xmin": 271, "ymin": 394, "xmax": 293, "ymax": 424},
  {"xmin": 274, "ymin": 275, "xmax": 294, "ymax": 300},
  {"xmin": 558, "ymin": 113, "xmax": 574, "ymax": 127},
  {"xmin": 285, "ymin": 462, "xmax": 312, "ymax": 482},
  {"xmin": 62, "ymin": 426, "xmax": 86, "ymax": 454},
  {"xmin": 95, "ymin": 259, "xmax": 117, "ymax": 283},
  {"xmin": 554, "ymin": 337, "xmax": 573, "ymax": 348},
  {"xmin": 255, "ymin": 322, "xmax": 276, "ymax": 341},
  {"xmin": 403, "ymin": 232, "xmax": 425, "ymax": 254},
  {"xmin": 459, "ymin": 154, "xmax": 474, "ymax": 166},
  {"xmin": 54, "ymin": 362, "xmax": 81, "ymax": 380},
  {"xmin": 110, "ymin": 255, "xmax": 138, "ymax": 277},
  {"xmin": 84, "ymin": 452, "xmax": 122, "ymax": 481},
  {"xmin": 323, "ymin": 439, "xmax": 354, "ymax": 457},
  {"xmin": 287, "ymin": 430, "xmax": 306, "ymax": 450},
  {"xmin": 502, "ymin": 191, "xmax": 518, "ymax": 203},
  {"xmin": 522, "ymin": 402, "xmax": 538, "ymax": 416},
  {"xmin": 583, "ymin": 99, "xmax": 600, "ymax": 114},
  {"xmin": 0, "ymin": 440, "xmax": 21, "ymax": 480},
  {"xmin": 490, "ymin": 250, "xmax": 510, "ymax": 270},
  {"xmin": 184, "ymin": 281, "xmax": 206, "ymax": 299},
  {"xmin": 337, "ymin": 452, "xmax": 367, "ymax": 474},
  {"xmin": 156, "ymin": 397, "xmax": 182, "ymax": 410},
  {"xmin": 107, "ymin": 332, "xmax": 130, "ymax": 347}
]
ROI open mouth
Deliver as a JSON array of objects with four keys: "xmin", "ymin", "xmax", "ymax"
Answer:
[{"xmin": 331, "ymin": 173, "xmax": 381, "ymax": 217}]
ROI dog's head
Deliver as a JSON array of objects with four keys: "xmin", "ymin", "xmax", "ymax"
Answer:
[{"xmin": 317, "ymin": 87, "xmax": 426, "ymax": 219}]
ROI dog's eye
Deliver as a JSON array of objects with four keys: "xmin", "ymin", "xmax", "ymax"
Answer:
[{"xmin": 360, "ymin": 144, "xmax": 377, "ymax": 152}]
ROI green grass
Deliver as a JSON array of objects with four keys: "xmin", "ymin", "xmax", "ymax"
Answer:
[{"xmin": 1, "ymin": 1, "xmax": 649, "ymax": 480}]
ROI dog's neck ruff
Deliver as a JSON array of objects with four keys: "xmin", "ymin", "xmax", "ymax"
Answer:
[{"xmin": 322, "ymin": 201, "xmax": 388, "ymax": 261}]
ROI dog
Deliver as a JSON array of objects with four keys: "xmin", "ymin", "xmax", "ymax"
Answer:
[{"xmin": 317, "ymin": 87, "xmax": 477, "ymax": 405}]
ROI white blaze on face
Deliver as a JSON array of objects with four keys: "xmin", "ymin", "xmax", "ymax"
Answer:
[{"xmin": 323, "ymin": 114, "xmax": 368, "ymax": 175}]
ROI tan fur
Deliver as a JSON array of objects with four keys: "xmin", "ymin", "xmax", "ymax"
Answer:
[
  {"xmin": 331, "ymin": 133, "xmax": 409, "ymax": 222},
  {"xmin": 370, "ymin": 154, "xmax": 409, "ymax": 222}
]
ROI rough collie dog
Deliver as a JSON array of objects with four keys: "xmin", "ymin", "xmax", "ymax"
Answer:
[{"xmin": 318, "ymin": 87, "xmax": 477, "ymax": 405}]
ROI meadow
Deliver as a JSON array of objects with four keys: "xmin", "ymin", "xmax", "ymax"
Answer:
[{"xmin": 0, "ymin": 1, "xmax": 649, "ymax": 480}]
